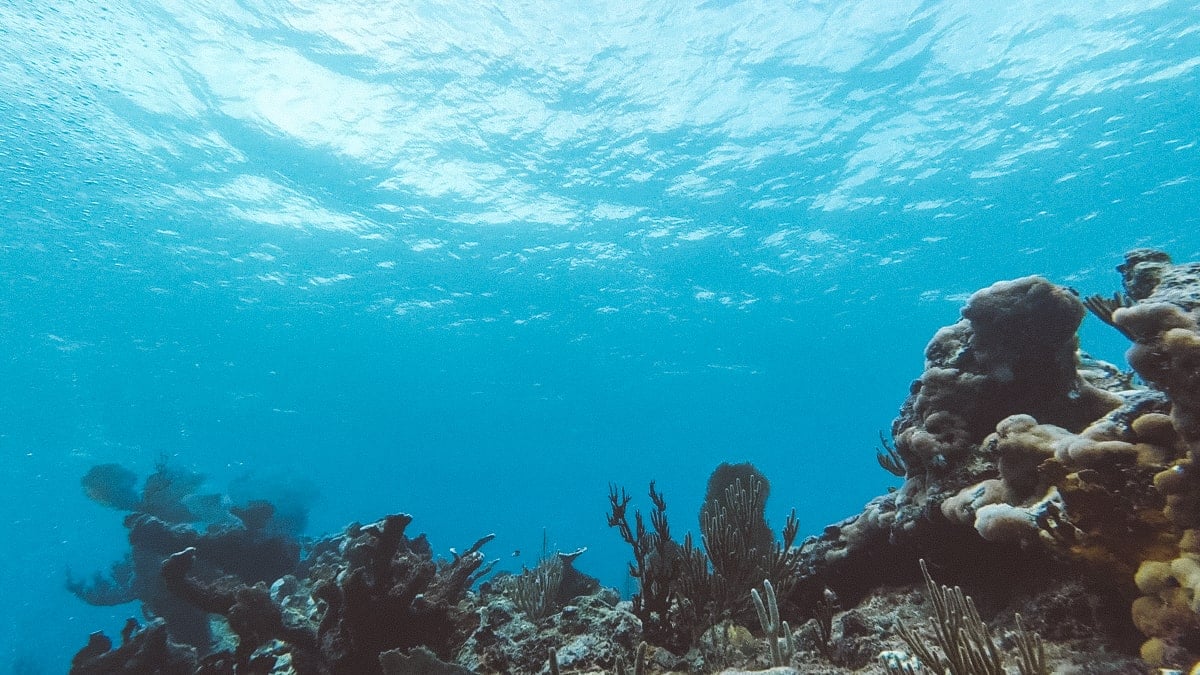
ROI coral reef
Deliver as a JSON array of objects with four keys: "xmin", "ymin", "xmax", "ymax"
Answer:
[
  {"xmin": 786, "ymin": 249, "xmax": 1200, "ymax": 671},
  {"xmin": 69, "ymin": 249, "xmax": 1200, "ymax": 673}
]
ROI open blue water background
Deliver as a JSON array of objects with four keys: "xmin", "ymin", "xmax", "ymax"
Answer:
[{"xmin": 2, "ymin": 1, "xmax": 1199, "ymax": 671}]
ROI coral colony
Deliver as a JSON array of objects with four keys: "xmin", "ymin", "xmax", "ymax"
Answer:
[{"xmin": 70, "ymin": 249, "xmax": 1200, "ymax": 673}]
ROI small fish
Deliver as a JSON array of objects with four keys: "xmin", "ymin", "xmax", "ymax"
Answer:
[{"xmin": 512, "ymin": 549, "xmax": 521, "ymax": 557}]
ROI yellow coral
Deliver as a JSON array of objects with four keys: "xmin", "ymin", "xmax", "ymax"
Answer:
[
  {"xmin": 1136, "ymin": 560, "xmax": 1176, "ymax": 596},
  {"xmin": 1173, "ymin": 557, "xmax": 1200, "ymax": 612},
  {"xmin": 1134, "ymin": 413, "xmax": 1178, "ymax": 446}
]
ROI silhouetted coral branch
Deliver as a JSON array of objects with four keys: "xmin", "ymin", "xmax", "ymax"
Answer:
[
  {"xmin": 1083, "ymin": 291, "xmax": 1135, "ymax": 339},
  {"xmin": 876, "ymin": 431, "xmax": 907, "ymax": 477}
]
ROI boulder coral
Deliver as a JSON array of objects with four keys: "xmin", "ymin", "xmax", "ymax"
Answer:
[
  {"xmin": 920, "ymin": 250, "xmax": 1200, "ymax": 668},
  {"xmin": 891, "ymin": 275, "xmax": 1122, "ymax": 522},
  {"xmin": 788, "ymin": 253, "xmax": 1200, "ymax": 671},
  {"xmin": 1108, "ymin": 251, "xmax": 1200, "ymax": 666}
]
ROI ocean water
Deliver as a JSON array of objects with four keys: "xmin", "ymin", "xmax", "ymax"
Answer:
[{"xmin": 1, "ymin": 1, "xmax": 1198, "ymax": 671}]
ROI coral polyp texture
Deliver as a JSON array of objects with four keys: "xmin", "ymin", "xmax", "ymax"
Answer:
[{"xmin": 71, "ymin": 249, "xmax": 1200, "ymax": 673}]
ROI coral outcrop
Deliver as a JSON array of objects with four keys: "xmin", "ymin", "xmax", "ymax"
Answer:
[
  {"xmin": 892, "ymin": 274, "xmax": 1122, "ymax": 523},
  {"xmin": 786, "ymin": 249, "xmax": 1200, "ymax": 671},
  {"xmin": 70, "ymin": 461, "xmax": 303, "ymax": 649}
]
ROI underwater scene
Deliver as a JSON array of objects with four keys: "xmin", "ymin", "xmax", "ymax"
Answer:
[{"xmin": 3, "ymin": 0, "xmax": 1200, "ymax": 673}]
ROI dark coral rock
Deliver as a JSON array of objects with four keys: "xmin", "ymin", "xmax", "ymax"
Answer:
[
  {"xmin": 379, "ymin": 646, "xmax": 476, "ymax": 675},
  {"xmin": 1119, "ymin": 248, "xmax": 1175, "ymax": 302},
  {"xmin": 161, "ymin": 547, "xmax": 321, "ymax": 671},
  {"xmin": 456, "ymin": 590, "xmax": 641, "ymax": 675},
  {"xmin": 833, "ymin": 609, "xmax": 886, "ymax": 670},
  {"xmin": 69, "ymin": 619, "xmax": 198, "ymax": 675},
  {"xmin": 314, "ymin": 514, "xmax": 493, "ymax": 673},
  {"xmin": 896, "ymin": 276, "xmax": 1122, "ymax": 473},
  {"xmin": 126, "ymin": 510, "xmax": 300, "ymax": 649}
]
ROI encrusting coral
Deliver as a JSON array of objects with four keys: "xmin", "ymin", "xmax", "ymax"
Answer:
[{"xmin": 1107, "ymin": 250, "xmax": 1200, "ymax": 666}]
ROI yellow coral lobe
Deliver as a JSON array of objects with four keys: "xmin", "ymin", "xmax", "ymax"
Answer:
[
  {"xmin": 1156, "ymin": 463, "xmax": 1192, "ymax": 493},
  {"xmin": 1137, "ymin": 560, "xmax": 1176, "ymax": 595},
  {"xmin": 1163, "ymin": 327, "xmax": 1200, "ymax": 351},
  {"xmin": 1067, "ymin": 439, "xmax": 1138, "ymax": 465},
  {"xmin": 1182, "ymin": 530, "xmax": 1200, "ymax": 555},
  {"xmin": 1172, "ymin": 557, "xmax": 1200, "ymax": 612},
  {"xmin": 1140, "ymin": 636, "xmax": 1168, "ymax": 667},
  {"xmin": 1136, "ymin": 442, "xmax": 1171, "ymax": 467},
  {"xmin": 1134, "ymin": 413, "xmax": 1177, "ymax": 446}
]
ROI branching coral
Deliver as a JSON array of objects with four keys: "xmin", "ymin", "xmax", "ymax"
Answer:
[
  {"xmin": 70, "ymin": 619, "xmax": 198, "ymax": 675},
  {"xmin": 607, "ymin": 462, "xmax": 802, "ymax": 654},
  {"xmin": 507, "ymin": 548, "xmax": 597, "ymax": 621},
  {"xmin": 607, "ymin": 481, "xmax": 690, "ymax": 652},
  {"xmin": 70, "ymin": 461, "xmax": 314, "ymax": 650},
  {"xmin": 70, "ymin": 505, "xmax": 302, "ymax": 649},
  {"xmin": 312, "ymin": 514, "xmax": 495, "ymax": 672},
  {"xmin": 160, "ymin": 547, "xmax": 322, "ymax": 671},
  {"xmin": 135, "ymin": 513, "xmax": 498, "ymax": 674}
]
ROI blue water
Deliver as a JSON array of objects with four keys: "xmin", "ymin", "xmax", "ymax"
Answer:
[{"xmin": 2, "ymin": 1, "xmax": 1198, "ymax": 671}]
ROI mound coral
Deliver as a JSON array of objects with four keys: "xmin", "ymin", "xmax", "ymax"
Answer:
[
  {"xmin": 901, "ymin": 250, "xmax": 1200, "ymax": 668},
  {"xmin": 892, "ymin": 275, "xmax": 1122, "ymax": 512}
]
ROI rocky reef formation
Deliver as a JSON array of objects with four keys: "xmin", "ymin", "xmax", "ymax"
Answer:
[
  {"xmin": 69, "ymin": 249, "xmax": 1200, "ymax": 673},
  {"xmin": 789, "ymin": 249, "xmax": 1200, "ymax": 671},
  {"xmin": 69, "ymin": 460, "xmax": 305, "ymax": 649}
]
